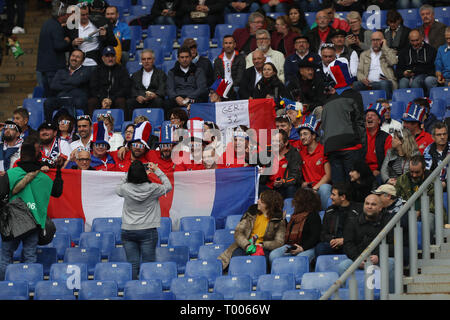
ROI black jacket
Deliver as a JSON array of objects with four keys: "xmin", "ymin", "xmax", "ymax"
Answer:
[
  {"xmin": 213, "ymin": 51, "xmax": 246, "ymax": 87},
  {"xmin": 307, "ymin": 27, "xmax": 336, "ymax": 54},
  {"xmin": 320, "ymin": 202, "xmax": 363, "ymax": 243},
  {"xmin": 259, "ymin": 146, "xmax": 303, "ymax": 187},
  {"xmin": 286, "ymin": 74, "xmax": 326, "ymax": 110},
  {"xmin": 288, "ymin": 212, "xmax": 322, "ymax": 251},
  {"xmin": 89, "ymin": 63, "xmax": 131, "ymax": 100},
  {"xmin": 50, "ymin": 66, "xmax": 91, "ymax": 99},
  {"xmin": 194, "ymin": 56, "xmax": 214, "ymax": 87},
  {"xmin": 238, "ymin": 67, "xmax": 258, "ymax": 99},
  {"xmin": 252, "ymin": 75, "xmax": 289, "ymax": 101},
  {"xmin": 130, "ymin": 67, "xmax": 167, "ymax": 99},
  {"xmin": 166, "ymin": 61, "xmax": 208, "ymax": 101},
  {"xmin": 396, "ymin": 42, "xmax": 437, "ymax": 79}
]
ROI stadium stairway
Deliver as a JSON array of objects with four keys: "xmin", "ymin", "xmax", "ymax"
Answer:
[{"xmin": 0, "ymin": 1, "xmax": 49, "ymax": 121}]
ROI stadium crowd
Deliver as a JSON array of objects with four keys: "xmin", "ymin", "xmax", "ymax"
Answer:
[{"xmin": 0, "ymin": 0, "xmax": 449, "ymax": 285}]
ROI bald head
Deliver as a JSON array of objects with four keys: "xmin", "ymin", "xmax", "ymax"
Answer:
[
  {"xmin": 371, "ymin": 31, "xmax": 384, "ymax": 52},
  {"xmin": 364, "ymin": 194, "xmax": 383, "ymax": 218},
  {"xmin": 316, "ymin": 10, "xmax": 330, "ymax": 29},
  {"xmin": 252, "ymin": 49, "xmax": 266, "ymax": 71},
  {"xmin": 409, "ymin": 30, "xmax": 423, "ymax": 50}
]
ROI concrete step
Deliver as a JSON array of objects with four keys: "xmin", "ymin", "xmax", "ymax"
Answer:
[
  {"xmin": 389, "ymin": 293, "xmax": 450, "ymax": 300},
  {"xmin": 404, "ymin": 273, "xmax": 450, "ymax": 284},
  {"xmin": 407, "ymin": 282, "xmax": 450, "ymax": 294}
]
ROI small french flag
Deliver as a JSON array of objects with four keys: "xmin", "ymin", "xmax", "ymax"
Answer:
[{"xmin": 211, "ymin": 77, "xmax": 233, "ymax": 98}]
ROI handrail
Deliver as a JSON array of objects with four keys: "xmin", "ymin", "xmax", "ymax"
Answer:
[{"xmin": 320, "ymin": 153, "xmax": 450, "ymax": 300}]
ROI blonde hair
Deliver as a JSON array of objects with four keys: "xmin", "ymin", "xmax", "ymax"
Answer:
[
  {"xmin": 97, "ymin": 114, "xmax": 115, "ymax": 128},
  {"xmin": 396, "ymin": 128, "xmax": 419, "ymax": 159},
  {"xmin": 346, "ymin": 11, "xmax": 361, "ymax": 21},
  {"xmin": 133, "ymin": 115, "xmax": 149, "ymax": 124}
]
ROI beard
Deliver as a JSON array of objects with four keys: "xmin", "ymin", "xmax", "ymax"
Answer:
[
  {"xmin": 40, "ymin": 136, "xmax": 54, "ymax": 145},
  {"xmin": 3, "ymin": 133, "xmax": 15, "ymax": 142}
]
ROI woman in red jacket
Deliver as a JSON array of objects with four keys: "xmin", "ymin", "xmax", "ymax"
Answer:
[{"xmin": 271, "ymin": 15, "xmax": 301, "ymax": 56}]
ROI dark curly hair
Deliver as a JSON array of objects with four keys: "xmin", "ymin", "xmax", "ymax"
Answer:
[
  {"xmin": 259, "ymin": 190, "xmax": 284, "ymax": 219},
  {"xmin": 292, "ymin": 188, "xmax": 321, "ymax": 215}
]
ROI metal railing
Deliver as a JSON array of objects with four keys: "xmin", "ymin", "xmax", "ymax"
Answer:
[{"xmin": 320, "ymin": 154, "xmax": 450, "ymax": 300}]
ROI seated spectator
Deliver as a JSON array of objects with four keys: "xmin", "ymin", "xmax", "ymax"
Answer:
[
  {"xmin": 239, "ymin": 49, "xmax": 266, "ymax": 99},
  {"xmin": 96, "ymin": 114, "xmax": 124, "ymax": 151},
  {"xmin": 209, "ymin": 78, "xmax": 233, "ymax": 102},
  {"xmin": 166, "ymin": 46, "xmax": 208, "ymax": 114},
  {"xmin": 349, "ymin": 159, "xmax": 376, "ymax": 203},
  {"xmin": 269, "ymin": 187, "xmax": 322, "ymax": 264},
  {"xmin": 284, "ymin": 35, "xmax": 321, "ymax": 86},
  {"xmin": 307, "ymin": 10, "xmax": 336, "ymax": 53},
  {"xmin": 315, "ymin": 183, "xmax": 362, "ymax": 257},
  {"xmin": 384, "ymin": 9, "xmax": 411, "ymax": 54},
  {"xmin": 253, "ymin": 62, "xmax": 289, "ymax": 101},
  {"xmin": 345, "ymin": 11, "xmax": 371, "ymax": 57},
  {"xmin": 298, "ymin": 115, "xmax": 332, "ymax": 210},
  {"xmin": 281, "ymin": 99, "xmax": 303, "ymax": 129},
  {"xmin": 225, "ymin": 0, "xmax": 260, "ymax": 14},
  {"xmin": 44, "ymin": 49, "xmax": 91, "ymax": 121},
  {"xmin": 259, "ymin": 129, "xmax": 302, "ymax": 199},
  {"xmin": 218, "ymin": 125, "xmax": 253, "ymax": 168},
  {"xmin": 169, "ymin": 108, "xmax": 189, "ymax": 129},
  {"xmin": 337, "ymin": 194, "xmax": 394, "ymax": 293},
  {"xmin": 182, "ymin": 38, "xmax": 214, "ymax": 86},
  {"xmin": 381, "ymin": 128, "xmax": 420, "ymax": 185},
  {"xmin": 0, "ymin": 121, "xmax": 22, "ymax": 173},
  {"xmin": 435, "ymin": 27, "xmax": 450, "ymax": 87},
  {"xmin": 258, "ymin": 0, "xmax": 289, "ymax": 13},
  {"xmin": 310, "ymin": 1, "xmax": 350, "ymax": 33},
  {"xmin": 332, "ymin": 0, "xmax": 364, "ymax": 14},
  {"xmin": 396, "ymin": 30, "xmax": 438, "ymax": 96},
  {"xmin": 424, "ymin": 121, "xmax": 450, "ymax": 188},
  {"xmin": 145, "ymin": 125, "xmax": 178, "ymax": 174},
  {"xmin": 413, "ymin": 98, "xmax": 439, "ymax": 134},
  {"xmin": 66, "ymin": 5, "xmax": 117, "ymax": 69},
  {"xmin": 271, "ymin": 15, "xmax": 301, "ymax": 57},
  {"xmin": 128, "ymin": 0, "xmax": 181, "ymax": 28},
  {"xmin": 70, "ymin": 115, "xmax": 93, "ymax": 158},
  {"xmin": 353, "ymin": 31, "xmax": 398, "ymax": 99},
  {"xmin": 330, "ymin": 29, "xmax": 359, "ymax": 78},
  {"xmin": 56, "ymin": 113, "xmax": 76, "ymax": 144},
  {"xmin": 105, "ymin": 6, "xmax": 131, "ymax": 64},
  {"xmin": 127, "ymin": 49, "xmax": 167, "ymax": 120},
  {"xmin": 395, "ymin": 154, "xmax": 436, "ymax": 226},
  {"xmin": 402, "ymin": 103, "xmax": 434, "ymax": 154},
  {"xmin": 180, "ymin": 0, "xmax": 226, "ymax": 38},
  {"xmin": 378, "ymin": 99, "xmax": 402, "ymax": 136},
  {"xmin": 218, "ymin": 191, "xmax": 286, "ymax": 271},
  {"xmin": 364, "ymin": 103, "xmax": 392, "ymax": 180},
  {"xmin": 38, "ymin": 121, "xmax": 71, "ymax": 169},
  {"xmin": 71, "ymin": 148, "xmax": 95, "ymax": 170},
  {"xmin": 296, "ymin": 0, "xmax": 320, "ymax": 13},
  {"xmin": 90, "ymin": 121, "xmax": 116, "ymax": 171},
  {"xmin": 275, "ymin": 115, "xmax": 300, "ymax": 149},
  {"xmin": 12, "ymin": 108, "xmax": 36, "ymax": 140},
  {"xmin": 233, "ymin": 11, "xmax": 265, "ymax": 56},
  {"xmin": 213, "ymin": 35, "xmax": 246, "ymax": 96},
  {"xmin": 396, "ymin": 0, "xmax": 424, "ymax": 10},
  {"xmin": 246, "ymin": 29, "xmax": 285, "ymax": 83},
  {"xmin": 123, "ymin": 123, "xmax": 135, "ymax": 148},
  {"xmin": 418, "ymin": 4, "xmax": 446, "ymax": 50},
  {"xmin": 88, "ymin": 46, "xmax": 131, "ymax": 115},
  {"xmin": 287, "ymin": 5, "xmax": 310, "ymax": 36}
]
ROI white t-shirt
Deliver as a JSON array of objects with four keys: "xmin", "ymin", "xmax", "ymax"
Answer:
[
  {"xmin": 368, "ymin": 50, "xmax": 383, "ymax": 82},
  {"xmin": 222, "ymin": 52, "xmax": 235, "ymax": 84},
  {"xmin": 78, "ymin": 21, "xmax": 100, "ymax": 67},
  {"xmin": 142, "ymin": 69, "xmax": 154, "ymax": 89}
]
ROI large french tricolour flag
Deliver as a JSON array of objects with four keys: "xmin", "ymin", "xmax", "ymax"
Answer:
[
  {"xmin": 47, "ymin": 167, "xmax": 258, "ymax": 230},
  {"xmin": 190, "ymin": 98, "xmax": 276, "ymax": 134}
]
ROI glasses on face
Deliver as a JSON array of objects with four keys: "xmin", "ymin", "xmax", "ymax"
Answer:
[
  {"xmin": 125, "ymin": 130, "xmax": 134, "ymax": 134},
  {"xmin": 77, "ymin": 115, "xmax": 92, "ymax": 122},
  {"xmin": 4, "ymin": 124, "xmax": 17, "ymax": 130},
  {"xmin": 160, "ymin": 143, "xmax": 172, "ymax": 149},
  {"xmin": 77, "ymin": 158, "xmax": 91, "ymax": 162},
  {"xmin": 59, "ymin": 120, "xmax": 71, "ymax": 125},
  {"xmin": 321, "ymin": 43, "xmax": 335, "ymax": 48},
  {"xmin": 94, "ymin": 143, "xmax": 108, "ymax": 149},
  {"xmin": 256, "ymin": 37, "xmax": 270, "ymax": 41},
  {"xmin": 189, "ymin": 45, "xmax": 197, "ymax": 49},
  {"xmin": 131, "ymin": 142, "xmax": 145, "ymax": 149},
  {"xmin": 77, "ymin": 147, "xmax": 90, "ymax": 152}
]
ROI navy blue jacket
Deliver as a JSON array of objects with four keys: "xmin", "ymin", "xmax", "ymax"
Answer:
[{"xmin": 50, "ymin": 66, "xmax": 91, "ymax": 99}]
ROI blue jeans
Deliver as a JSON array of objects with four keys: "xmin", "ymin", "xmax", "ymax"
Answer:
[
  {"xmin": 0, "ymin": 229, "xmax": 40, "ymax": 280},
  {"xmin": 314, "ymin": 241, "xmax": 344, "ymax": 257},
  {"xmin": 224, "ymin": 1, "xmax": 260, "ymax": 13},
  {"xmin": 317, "ymin": 184, "xmax": 332, "ymax": 211},
  {"xmin": 352, "ymin": 80, "xmax": 393, "ymax": 100},
  {"xmin": 261, "ymin": 3, "xmax": 288, "ymax": 13},
  {"xmin": 398, "ymin": 74, "xmax": 438, "ymax": 96},
  {"xmin": 396, "ymin": 0, "xmax": 424, "ymax": 9},
  {"xmin": 295, "ymin": 0, "xmax": 321, "ymax": 12},
  {"xmin": 327, "ymin": 149, "xmax": 362, "ymax": 184},
  {"xmin": 121, "ymin": 228, "xmax": 158, "ymax": 280},
  {"xmin": 269, "ymin": 244, "xmax": 315, "ymax": 265}
]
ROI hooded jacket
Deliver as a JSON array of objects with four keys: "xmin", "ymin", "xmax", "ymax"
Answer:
[
  {"xmin": 115, "ymin": 168, "xmax": 172, "ymax": 230},
  {"xmin": 396, "ymin": 42, "xmax": 437, "ymax": 79}
]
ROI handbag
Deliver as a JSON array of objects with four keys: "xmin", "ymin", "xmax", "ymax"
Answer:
[
  {"xmin": 190, "ymin": 11, "xmax": 207, "ymax": 20},
  {"xmin": 0, "ymin": 198, "xmax": 38, "ymax": 240},
  {"xmin": 38, "ymin": 216, "xmax": 56, "ymax": 245}
]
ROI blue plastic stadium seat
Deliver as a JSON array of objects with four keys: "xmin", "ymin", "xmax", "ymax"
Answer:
[
  {"xmin": 233, "ymin": 291, "xmax": 272, "ymax": 300},
  {"xmin": 13, "ymin": 242, "xmax": 22, "ymax": 261},
  {"xmin": 282, "ymin": 289, "xmax": 321, "ymax": 300},
  {"xmin": 267, "ymin": 12, "xmax": 284, "ymax": 19},
  {"xmin": 225, "ymin": 13, "xmax": 250, "ymax": 28},
  {"xmin": 52, "ymin": 218, "xmax": 84, "ymax": 245},
  {"xmin": 92, "ymin": 217, "xmax": 122, "ymax": 245},
  {"xmin": 213, "ymin": 24, "xmax": 238, "ymax": 45},
  {"xmin": 185, "ymin": 292, "xmax": 224, "ymax": 300},
  {"xmin": 108, "ymin": 0, "xmax": 132, "ymax": 12},
  {"xmin": 32, "ymin": 86, "xmax": 44, "ymax": 98},
  {"xmin": 0, "ymin": 281, "xmax": 29, "ymax": 300},
  {"xmin": 431, "ymin": 99, "xmax": 446, "ymax": 120},
  {"xmin": 198, "ymin": 244, "xmax": 226, "ymax": 261},
  {"xmin": 256, "ymin": 273, "xmax": 296, "ymax": 300},
  {"xmin": 162, "ymin": 59, "xmax": 177, "ymax": 74},
  {"xmin": 208, "ymin": 47, "xmax": 223, "ymax": 61},
  {"xmin": 185, "ymin": 259, "xmax": 222, "ymax": 288},
  {"xmin": 109, "ymin": 247, "xmax": 127, "ymax": 263},
  {"xmin": 304, "ymin": 12, "xmax": 316, "ymax": 26},
  {"xmin": 180, "ymin": 216, "xmax": 216, "ymax": 243},
  {"xmin": 181, "ymin": 24, "xmax": 210, "ymax": 39},
  {"xmin": 94, "ymin": 262, "xmax": 132, "ymax": 292},
  {"xmin": 92, "ymin": 109, "xmax": 125, "ymax": 132},
  {"xmin": 63, "ymin": 247, "xmax": 101, "ymax": 275},
  {"xmin": 78, "ymin": 280, "xmax": 118, "ymax": 300},
  {"xmin": 229, "ymin": 256, "xmax": 267, "ymax": 286},
  {"xmin": 123, "ymin": 279, "xmax": 163, "ymax": 300},
  {"xmin": 315, "ymin": 254, "xmax": 349, "ymax": 274},
  {"xmin": 213, "ymin": 275, "xmax": 252, "ymax": 300},
  {"xmin": 129, "ymin": 25, "xmax": 142, "ymax": 48},
  {"xmin": 170, "ymin": 276, "xmax": 209, "ymax": 300},
  {"xmin": 359, "ymin": 90, "xmax": 387, "ymax": 109},
  {"xmin": 137, "ymin": 0, "xmax": 154, "ymax": 8},
  {"xmin": 179, "ymin": 36, "xmax": 210, "ymax": 56},
  {"xmin": 300, "ymin": 272, "xmax": 340, "ymax": 294},
  {"xmin": 142, "ymin": 39, "xmax": 169, "ymax": 63},
  {"xmin": 126, "ymin": 60, "xmax": 142, "ymax": 75},
  {"xmin": 430, "ymin": 87, "xmax": 450, "ymax": 105},
  {"xmin": 389, "ymin": 101, "xmax": 405, "ymax": 121},
  {"xmin": 5, "ymin": 263, "xmax": 43, "ymax": 292},
  {"xmin": 34, "ymin": 280, "xmax": 74, "ymax": 300},
  {"xmin": 168, "ymin": 230, "xmax": 204, "ymax": 258},
  {"xmin": 362, "ymin": 9, "xmax": 387, "ymax": 30},
  {"xmin": 392, "ymin": 88, "xmax": 424, "ymax": 104},
  {"xmin": 271, "ymin": 255, "xmax": 309, "ymax": 285},
  {"xmin": 337, "ymin": 287, "xmax": 365, "ymax": 300},
  {"xmin": 147, "ymin": 24, "xmax": 176, "ymax": 45},
  {"xmin": 79, "ymin": 232, "xmax": 115, "ymax": 259},
  {"xmin": 42, "ymin": 232, "xmax": 71, "ymax": 261},
  {"xmin": 129, "ymin": 5, "xmax": 151, "ymax": 17},
  {"xmin": 139, "ymin": 261, "xmax": 177, "ymax": 290},
  {"xmin": 225, "ymin": 214, "xmax": 242, "ymax": 230},
  {"xmin": 49, "ymin": 262, "xmax": 88, "ymax": 289},
  {"xmin": 131, "ymin": 108, "xmax": 165, "ymax": 128},
  {"xmin": 155, "ymin": 246, "xmax": 189, "ymax": 274},
  {"xmin": 213, "ymin": 229, "xmax": 235, "ymax": 246},
  {"xmin": 22, "ymin": 98, "xmax": 45, "ymax": 130},
  {"xmin": 36, "ymin": 247, "xmax": 57, "ymax": 276}
]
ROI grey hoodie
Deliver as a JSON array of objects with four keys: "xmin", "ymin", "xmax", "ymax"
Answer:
[{"xmin": 115, "ymin": 168, "xmax": 172, "ymax": 230}]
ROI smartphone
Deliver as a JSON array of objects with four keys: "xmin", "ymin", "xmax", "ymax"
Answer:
[{"xmin": 285, "ymin": 245, "xmax": 296, "ymax": 253}]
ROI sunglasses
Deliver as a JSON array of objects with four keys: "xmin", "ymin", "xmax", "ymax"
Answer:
[
  {"xmin": 97, "ymin": 113, "xmax": 112, "ymax": 120},
  {"xmin": 77, "ymin": 115, "xmax": 92, "ymax": 122},
  {"xmin": 131, "ymin": 142, "xmax": 145, "ymax": 149},
  {"xmin": 59, "ymin": 120, "xmax": 71, "ymax": 125},
  {"xmin": 4, "ymin": 124, "xmax": 18, "ymax": 130},
  {"xmin": 77, "ymin": 158, "xmax": 91, "ymax": 162},
  {"xmin": 94, "ymin": 143, "xmax": 108, "ymax": 149}
]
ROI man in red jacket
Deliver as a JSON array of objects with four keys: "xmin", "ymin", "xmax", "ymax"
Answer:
[{"xmin": 232, "ymin": 11, "xmax": 265, "ymax": 55}]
